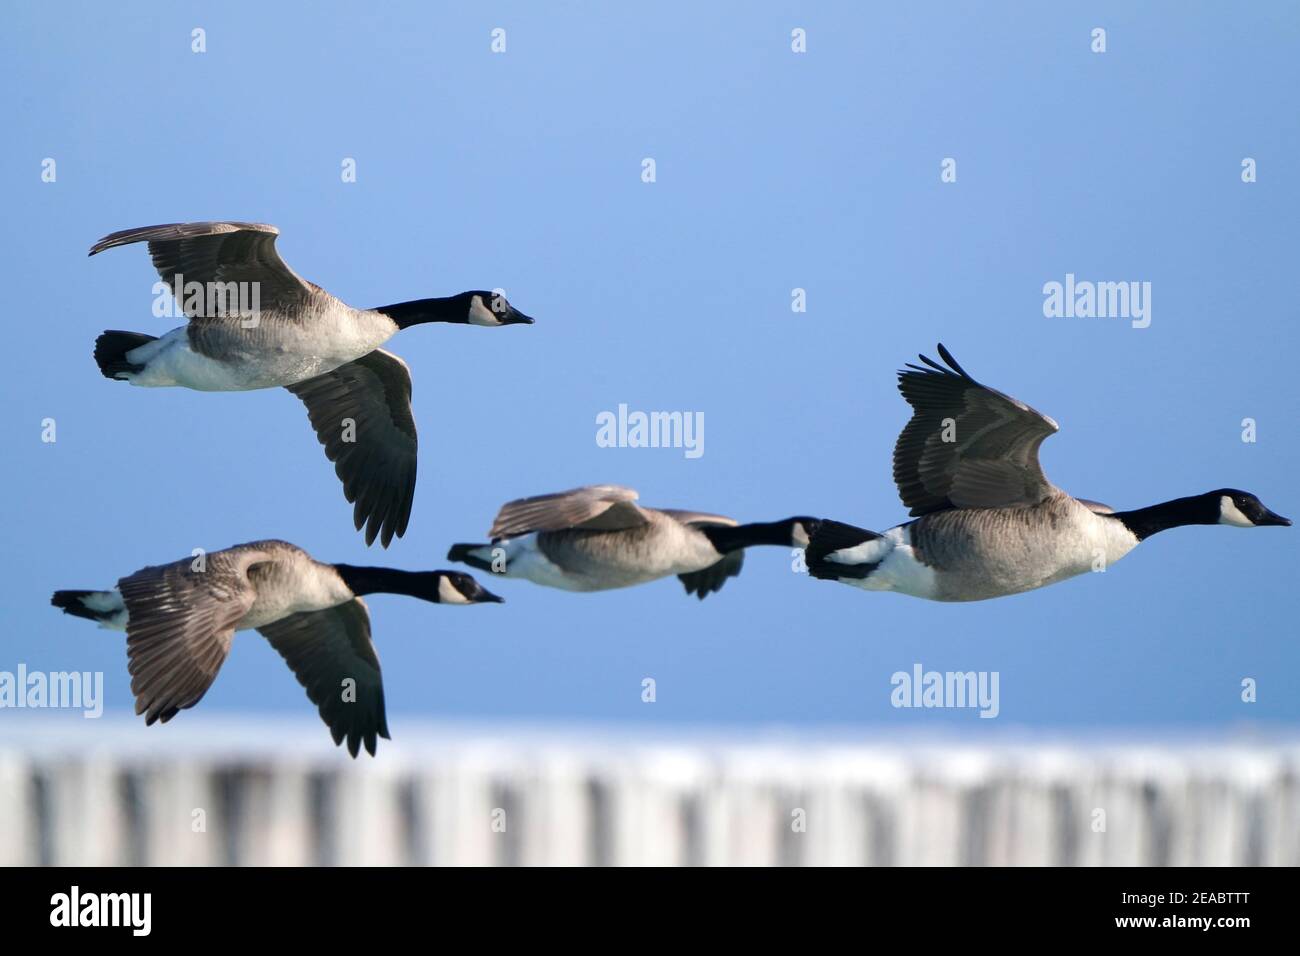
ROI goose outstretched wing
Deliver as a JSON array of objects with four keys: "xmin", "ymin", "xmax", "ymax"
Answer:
[
  {"xmin": 89, "ymin": 221, "xmax": 314, "ymax": 316},
  {"xmin": 893, "ymin": 344, "xmax": 1060, "ymax": 516}
]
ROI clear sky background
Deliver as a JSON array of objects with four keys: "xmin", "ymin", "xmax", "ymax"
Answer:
[{"xmin": 1, "ymin": 2, "xmax": 1297, "ymax": 738}]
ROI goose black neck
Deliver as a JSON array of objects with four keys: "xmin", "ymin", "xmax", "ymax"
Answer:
[
  {"xmin": 373, "ymin": 296, "xmax": 465, "ymax": 329},
  {"xmin": 334, "ymin": 564, "xmax": 433, "ymax": 600},
  {"xmin": 699, "ymin": 519, "xmax": 801, "ymax": 554},
  {"xmin": 1111, "ymin": 495, "xmax": 1216, "ymax": 542}
]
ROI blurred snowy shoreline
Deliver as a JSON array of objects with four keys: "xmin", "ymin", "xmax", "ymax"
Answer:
[{"xmin": 3, "ymin": 714, "xmax": 1297, "ymax": 866}]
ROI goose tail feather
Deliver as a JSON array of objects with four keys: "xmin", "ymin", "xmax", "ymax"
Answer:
[
  {"xmin": 805, "ymin": 519, "xmax": 884, "ymax": 581},
  {"xmin": 94, "ymin": 330, "xmax": 156, "ymax": 380}
]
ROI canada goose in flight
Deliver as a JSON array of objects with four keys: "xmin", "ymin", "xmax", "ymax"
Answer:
[
  {"xmin": 447, "ymin": 485, "xmax": 816, "ymax": 598},
  {"xmin": 51, "ymin": 540, "xmax": 503, "ymax": 756},
  {"xmin": 805, "ymin": 345, "xmax": 1290, "ymax": 602},
  {"xmin": 88, "ymin": 221, "xmax": 534, "ymax": 547}
]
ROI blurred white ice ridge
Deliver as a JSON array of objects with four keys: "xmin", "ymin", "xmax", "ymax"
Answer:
[{"xmin": 1, "ymin": 716, "xmax": 1296, "ymax": 866}]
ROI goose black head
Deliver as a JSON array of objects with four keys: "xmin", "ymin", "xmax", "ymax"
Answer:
[
  {"xmin": 1209, "ymin": 489, "xmax": 1291, "ymax": 528},
  {"xmin": 431, "ymin": 570, "xmax": 505, "ymax": 604},
  {"xmin": 461, "ymin": 290, "xmax": 534, "ymax": 327}
]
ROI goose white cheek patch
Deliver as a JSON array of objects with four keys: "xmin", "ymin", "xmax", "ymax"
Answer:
[
  {"xmin": 437, "ymin": 577, "xmax": 472, "ymax": 603},
  {"xmin": 468, "ymin": 295, "xmax": 503, "ymax": 326},
  {"xmin": 1218, "ymin": 496, "xmax": 1255, "ymax": 528}
]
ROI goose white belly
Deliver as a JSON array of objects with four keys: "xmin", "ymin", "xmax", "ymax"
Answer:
[
  {"xmin": 490, "ymin": 535, "xmax": 597, "ymax": 591},
  {"xmin": 123, "ymin": 305, "xmax": 396, "ymax": 391},
  {"xmin": 490, "ymin": 534, "xmax": 661, "ymax": 591},
  {"xmin": 828, "ymin": 497, "xmax": 1142, "ymax": 602},
  {"xmin": 489, "ymin": 523, "xmax": 722, "ymax": 592},
  {"xmin": 75, "ymin": 556, "xmax": 353, "ymax": 631},
  {"xmin": 833, "ymin": 525, "xmax": 940, "ymax": 599},
  {"xmin": 906, "ymin": 499, "xmax": 1141, "ymax": 601}
]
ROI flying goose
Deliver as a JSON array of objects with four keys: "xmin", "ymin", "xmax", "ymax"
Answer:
[
  {"xmin": 447, "ymin": 484, "xmax": 817, "ymax": 598},
  {"xmin": 805, "ymin": 345, "xmax": 1290, "ymax": 602},
  {"xmin": 51, "ymin": 540, "xmax": 502, "ymax": 756},
  {"xmin": 88, "ymin": 221, "xmax": 534, "ymax": 547}
]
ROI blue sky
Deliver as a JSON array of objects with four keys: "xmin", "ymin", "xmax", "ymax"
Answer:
[{"xmin": 1, "ymin": 2, "xmax": 1297, "ymax": 738}]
